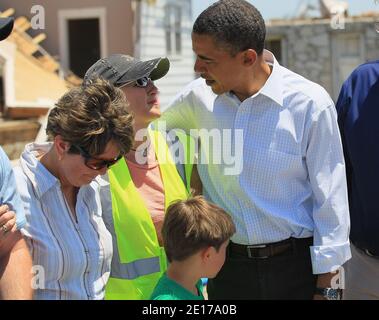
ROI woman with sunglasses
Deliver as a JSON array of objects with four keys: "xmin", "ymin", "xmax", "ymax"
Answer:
[
  {"xmin": 13, "ymin": 79, "xmax": 134, "ymax": 300},
  {"xmin": 84, "ymin": 54, "xmax": 201, "ymax": 300}
]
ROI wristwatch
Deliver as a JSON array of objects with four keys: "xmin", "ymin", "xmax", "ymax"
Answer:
[{"xmin": 314, "ymin": 287, "xmax": 341, "ymax": 300}]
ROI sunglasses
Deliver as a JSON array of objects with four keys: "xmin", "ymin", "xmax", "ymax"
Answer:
[
  {"xmin": 120, "ymin": 76, "xmax": 151, "ymax": 89},
  {"xmin": 134, "ymin": 76, "xmax": 151, "ymax": 88},
  {"xmin": 69, "ymin": 144, "xmax": 123, "ymax": 170}
]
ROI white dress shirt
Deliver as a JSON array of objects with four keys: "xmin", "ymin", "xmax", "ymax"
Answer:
[
  {"xmin": 14, "ymin": 143, "xmax": 113, "ymax": 300},
  {"xmin": 160, "ymin": 50, "xmax": 351, "ymax": 274}
]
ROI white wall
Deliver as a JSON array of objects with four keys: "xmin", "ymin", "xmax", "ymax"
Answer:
[{"xmin": 137, "ymin": 0, "xmax": 195, "ymax": 110}]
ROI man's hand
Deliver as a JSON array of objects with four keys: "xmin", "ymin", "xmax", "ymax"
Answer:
[
  {"xmin": 0, "ymin": 205, "xmax": 16, "ymax": 250},
  {"xmin": 313, "ymin": 271, "xmax": 340, "ymax": 300}
]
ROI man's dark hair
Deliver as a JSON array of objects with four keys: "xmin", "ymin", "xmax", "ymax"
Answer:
[{"xmin": 193, "ymin": 0, "xmax": 266, "ymax": 56}]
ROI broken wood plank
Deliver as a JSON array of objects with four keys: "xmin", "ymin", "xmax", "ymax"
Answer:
[
  {"xmin": 0, "ymin": 8, "xmax": 15, "ymax": 18},
  {"xmin": 37, "ymin": 55, "xmax": 60, "ymax": 72},
  {"xmin": 5, "ymin": 107, "xmax": 49, "ymax": 120},
  {"xmin": 11, "ymin": 32, "xmax": 39, "ymax": 55},
  {"xmin": 14, "ymin": 16, "xmax": 31, "ymax": 32},
  {"xmin": 32, "ymin": 33, "xmax": 46, "ymax": 45}
]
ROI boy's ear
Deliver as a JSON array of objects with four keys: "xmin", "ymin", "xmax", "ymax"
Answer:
[{"xmin": 201, "ymin": 246, "xmax": 214, "ymax": 261}]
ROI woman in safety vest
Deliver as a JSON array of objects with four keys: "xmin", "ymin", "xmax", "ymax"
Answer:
[{"xmin": 84, "ymin": 54, "xmax": 201, "ymax": 300}]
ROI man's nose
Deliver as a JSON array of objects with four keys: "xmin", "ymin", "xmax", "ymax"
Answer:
[{"xmin": 194, "ymin": 58, "xmax": 205, "ymax": 73}]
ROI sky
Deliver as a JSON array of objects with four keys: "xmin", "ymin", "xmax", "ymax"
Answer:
[{"xmin": 192, "ymin": 0, "xmax": 379, "ymax": 21}]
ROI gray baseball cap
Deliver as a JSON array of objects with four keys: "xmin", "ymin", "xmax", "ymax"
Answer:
[
  {"xmin": 0, "ymin": 17, "xmax": 14, "ymax": 41},
  {"xmin": 83, "ymin": 54, "xmax": 170, "ymax": 87}
]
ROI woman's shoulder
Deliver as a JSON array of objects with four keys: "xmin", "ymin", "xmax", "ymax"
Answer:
[{"xmin": 13, "ymin": 165, "xmax": 30, "ymax": 196}]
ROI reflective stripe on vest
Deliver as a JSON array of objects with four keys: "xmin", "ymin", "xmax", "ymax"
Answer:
[
  {"xmin": 112, "ymin": 257, "xmax": 160, "ymax": 280},
  {"xmin": 105, "ymin": 130, "xmax": 192, "ymax": 300}
]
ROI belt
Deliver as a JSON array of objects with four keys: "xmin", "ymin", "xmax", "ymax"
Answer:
[{"xmin": 228, "ymin": 237, "xmax": 313, "ymax": 259}]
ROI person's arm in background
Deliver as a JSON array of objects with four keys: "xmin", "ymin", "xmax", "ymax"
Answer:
[
  {"xmin": 0, "ymin": 229, "xmax": 33, "ymax": 299},
  {"xmin": 155, "ymin": 96, "xmax": 194, "ymax": 134},
  {"xmin": 154, "ymin": 79, "xmax": 206, "ymax": 133},
  {"xmin": 335, "ymin": 81, "xmax": 353, "ymax": 189},
  {"xmin": 0, "ymin": 148, "xmax": 33, "ymax": 299}
]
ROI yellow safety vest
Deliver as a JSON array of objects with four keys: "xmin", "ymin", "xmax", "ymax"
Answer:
[{"xmin": 105, "ymin": 130, "xmax": 194, "ymax": 300}]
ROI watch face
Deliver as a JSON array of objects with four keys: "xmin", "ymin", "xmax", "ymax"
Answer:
[{"xmin": 326, "ymin": 288, "xmax": 341, "ymax": 300}]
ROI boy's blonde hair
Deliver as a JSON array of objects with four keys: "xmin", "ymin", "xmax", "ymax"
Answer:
[{"xmin": 162, "ymin": 196, "xmax": 236, "ymax": 263}]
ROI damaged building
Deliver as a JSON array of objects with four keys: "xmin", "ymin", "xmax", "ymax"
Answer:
[{"xmin": 266, "ymin": 0, "xmax": 379, "ymax": 100}]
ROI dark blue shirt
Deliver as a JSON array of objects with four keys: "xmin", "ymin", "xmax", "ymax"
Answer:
[{"xmin": 336, "ymin": 60, "xmax": 379, "ymax": 254}]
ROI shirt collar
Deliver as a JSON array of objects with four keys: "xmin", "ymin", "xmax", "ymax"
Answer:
[
  {"xmin": 96, "ymin": 174, "xmax": 110, "ymax": 187},
  {"xmin": 258, "ymin": 49, "xmax": 284, "ymax": 107},
  {"xmin": 20, "ymin": 142, "xmax": 60, "ymax": 198}
]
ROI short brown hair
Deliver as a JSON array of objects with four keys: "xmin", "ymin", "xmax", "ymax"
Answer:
[
  {"xmin": 46, "ymin": 78, "xmax": 134, "ymax": 156},
  {"xmin": 193, "ymin": 0, "xmax": 266, "ymax": 56},
  {"xmin": 162, "ymin": 196, "xmax": 236, "ymax": 262}
]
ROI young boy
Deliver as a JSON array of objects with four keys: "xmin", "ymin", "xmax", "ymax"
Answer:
[{"xmin": 150, "ymin": 196, "xmax": 236, "ymax": 300}]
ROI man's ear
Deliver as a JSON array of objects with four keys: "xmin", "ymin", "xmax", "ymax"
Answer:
[
  {"xmin": 241, "ymin": 49, "xmax": 257, "ymax": 66},
  {"xmin": 54, "ymin": 135, "xmax": 70, "ymax": 160}
]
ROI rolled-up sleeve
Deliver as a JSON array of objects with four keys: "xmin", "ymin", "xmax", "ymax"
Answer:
[
  {"xmin": 0, "ymin": 147, "xmax": 26, "ymax": 229},
  {"xmin": 306, "ymin": 105, "xmax": 351, "ymax": 274}
]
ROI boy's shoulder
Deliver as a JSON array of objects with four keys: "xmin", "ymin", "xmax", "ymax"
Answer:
[
  {"xmin": 150, "ymin": 274, "xmax": 178, "ymax": 300},
  {"xmin": 152, "ymin": 294, "xmax": 180, "ymax": 300},
  {"xmin": 150, "ymin": 273, "xmax": 204, "ymax": 300}
]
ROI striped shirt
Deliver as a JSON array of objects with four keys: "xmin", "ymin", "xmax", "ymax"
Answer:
[
  {"xmin": 161, "ymin": 50, "xmax": 351, "ymax": 274},
  {"xmin": 14, "ymin": 143, "xmax": 113, "ymax": 300}
]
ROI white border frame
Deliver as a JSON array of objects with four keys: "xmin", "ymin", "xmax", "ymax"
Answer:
[{"xmin": 58, "ymin": 7, "xmax": 107, "ymax": 72}]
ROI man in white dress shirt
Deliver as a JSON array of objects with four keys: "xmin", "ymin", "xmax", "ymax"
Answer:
[{"xmin": 160, "ymin": 0, "xmax": 351, "ymax": 300}]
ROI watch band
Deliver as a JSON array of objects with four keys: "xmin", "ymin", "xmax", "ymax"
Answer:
[{"xmin": 314, "ymin": 287, "xmax": 341, "ymax": 300}]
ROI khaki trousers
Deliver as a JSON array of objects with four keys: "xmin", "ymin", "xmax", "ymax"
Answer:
[{"xmin": 343, "ymin": 243, "xmax": 379, "ymax": 300}]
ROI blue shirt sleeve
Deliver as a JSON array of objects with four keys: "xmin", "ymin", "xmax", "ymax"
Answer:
[
  {"xmin": 0, "ymin": 147, "xmax": 26, "ymax": 229},
  {"xmin": 334, "ymin": 61, "xmax": 379, "ymax": 252}
]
